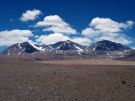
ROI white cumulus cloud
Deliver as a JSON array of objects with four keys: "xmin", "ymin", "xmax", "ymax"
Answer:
[
  {"xmin": 36, "ymin": 33, "xmax": 69, "ymax": 45},
  {"xmin": 82, "ymin": 28, "xmax": 96, "ymax": 36},
  {"xmin": 0, "ymin": 29, "xmax": 33, "ymax": 46},
  {"xmin": 72, "ymin": 37, "xmax": 91, "ymax": 46},
  {"xmin": 36, "ymin": 33, "xmax": 91, "ymax": 46},
  {"xmin": 90, "ymin": 17, "xmax": 134, "ymax": 33},
  {"xmin": 36, "ymin": 15, "xmax": 77, "ymax": 34},
  {"xmin": 20, "ymin": 9, "xmax": 42, "ymax": 22},
  {"xmin": 82, "ymin": 17, "xmax": 134, "ymax": 45}
]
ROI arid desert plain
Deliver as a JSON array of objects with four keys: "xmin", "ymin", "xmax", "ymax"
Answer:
[{"xmin": 0, "ymin": 60, "xmax": 135, "ymax": 101}]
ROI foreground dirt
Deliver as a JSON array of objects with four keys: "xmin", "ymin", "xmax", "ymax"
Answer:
[
  {"xmin": 0, "ymin": 60, "xmax": 135, "ymax": 101},
  {"xmin": 40, "ymin": 60, "xmax": 135, "ymax": 65}
]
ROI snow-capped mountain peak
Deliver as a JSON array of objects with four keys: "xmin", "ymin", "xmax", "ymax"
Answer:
[
  {"xmin": 50, "ymin": 40, "xmax": 85, "ymax": 51},
  {"xmin": 2, "ymin": 42, "xmax": 39, "ymax": 55},
  {"xmin": 1, "ymin": 40, "xmax": 133, "ymax": 60},
  {"xmin": 91, "ymin": 40, "xmax": 131, "ymax": 51}
]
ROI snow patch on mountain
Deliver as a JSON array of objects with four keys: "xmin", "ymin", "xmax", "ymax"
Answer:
[
  {"xmin": 18, "ymin": 43, "xmax": 22, "ymax": 49},
  {"xmin": 29, "ymin": 43, "xmax": 44, "ymax": 51}
]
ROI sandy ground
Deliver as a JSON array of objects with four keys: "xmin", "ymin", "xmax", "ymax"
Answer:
[
  {"xmin": 39, "ymin": 60, "xmax": 135, "ymax": 66},
  {"xmin": 0, "ymin": 60, "xmax": 135, "ymax": 101}
]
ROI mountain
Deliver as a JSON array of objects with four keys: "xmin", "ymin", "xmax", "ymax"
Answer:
[
  {"xmin": 116, "ymin": 50, "xmax": 135, "ymax": 61},
  {"xmin": 50, "ymin": 40, "xmax": 85, "ymax": 51},
  {"xmin": 90, "ymin": 40, "xmax": 131, "ymax": 52},
  {"xmin": 2, "ymin": 42, "xmax": 39, "ymax": 55},
  {"xmin": 0, "ymin": 40, "xmax": 134, "ymax": 60},
  {"xmin": 86, "ymin": 40, "xmax": 133, "ymax": 59}
]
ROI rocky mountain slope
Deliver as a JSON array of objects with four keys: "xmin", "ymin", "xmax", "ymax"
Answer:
[
  {"xmin": 1, "ymin": 42, "xmax": 39, "ymax": 55},
  {"xmin": 0, "ymin": 40, "xmax": 134, "ymax": 60}
]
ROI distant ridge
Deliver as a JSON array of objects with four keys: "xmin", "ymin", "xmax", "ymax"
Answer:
[
  {"xmin": 0, "ymin": 40, "xmax": 134, "ymax": 60},
  {"xmin": 1, "ymin": 42, "xmax": 39, "ymax": 55},
  {"xmin": 90, "ymin": 40, "xmax": 131, "ymax": 51}
]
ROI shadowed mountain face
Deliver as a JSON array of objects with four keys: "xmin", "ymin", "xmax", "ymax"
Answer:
[
  {"xmin": 51, "ymin": 40, "xmax": 85, "ymax": 51},
  {"xmin": 0, "ymin": 40, "xmax": 134, "ymax": 60},
  {"xmin": 1, "ymin": 42, "xmax": 39, "ymax": 55},
  {"xmin": 90, "ymin": 40, "xmax": 131, "ymax": 51}
]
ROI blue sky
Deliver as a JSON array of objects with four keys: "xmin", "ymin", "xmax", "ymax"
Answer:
[{"xmin": 0, "ymin": 0, "xmax": 135, "ymax": 51}]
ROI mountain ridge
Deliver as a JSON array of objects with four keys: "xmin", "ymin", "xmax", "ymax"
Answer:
[{"xmin": 0, "ymin": 40, "xmax": 134, "ymax": 60}]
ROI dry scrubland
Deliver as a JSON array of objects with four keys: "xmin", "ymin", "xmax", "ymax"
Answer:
[{"xmin": 0, "ymin": 60, "xmax": 135, "ymax": 101}]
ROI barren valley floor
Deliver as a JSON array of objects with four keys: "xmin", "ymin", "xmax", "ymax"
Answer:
[{"xmin": 0, "ymin": 60, "xmax": 135, "ymax": 101}]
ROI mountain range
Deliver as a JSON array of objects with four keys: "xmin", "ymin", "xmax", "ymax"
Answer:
[{"xmin": 0, "ymin": 40, "xmax": 134, "ymax": 61}]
